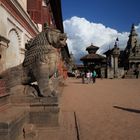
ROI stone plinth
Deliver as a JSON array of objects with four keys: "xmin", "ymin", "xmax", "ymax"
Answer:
[
  {"xmin": 0, "ymin": 84, "xmax": 60, "ymax": 139},
  {"xmin": 10, "ymin": 95, "xmax": 60, "ymax": 126},
  {"xmin": 0, "ymin": 106, "xmax": 28, "ymax": 140},
  {"xmin": 10, "ymin": 94, "xmax": 59, "ymax": 105},
  {"xmin": 0, "ymin": 94, "xmax": 10, "ymax": 107},
  {"xmin": 125, "ymin": 69, "xmax": 136, "ymax": 79},
  {"xmin": 29, "ymin": 97, "xmax": 59, "ymax": 127}
]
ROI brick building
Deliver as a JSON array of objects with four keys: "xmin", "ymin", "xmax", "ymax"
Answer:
[{"xmin": 0, "ymin": 0, "xmax": 69, "ymax": 74}]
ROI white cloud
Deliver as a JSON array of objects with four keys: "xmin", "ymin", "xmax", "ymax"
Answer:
[
  {"xmin": 63, "ymin": 16, "xmax": 140, "ymax": 63},
  {"xmin": 136, "ymin": 23, "xmax": 140, "ymax": 42}
]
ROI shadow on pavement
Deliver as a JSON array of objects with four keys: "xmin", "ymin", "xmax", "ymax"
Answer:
[{"xmin": 113, "ymin": 106, "xmax": 140, "ymax": 114}]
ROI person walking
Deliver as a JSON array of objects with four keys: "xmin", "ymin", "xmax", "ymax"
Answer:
[
  {"xmin": 81, "ymin": 71, "xmax": 85, "ymax": 84},
  {"xmin": 135, "ymin": 68, "xmax": 139, "ymax": 79},
  {"xmin": 92, "ymin": 70, "xmax": 97, "ymax": 83},
  {"xmin": 86, "ymin": 71, "xmax": 91, "ymax": 84}
]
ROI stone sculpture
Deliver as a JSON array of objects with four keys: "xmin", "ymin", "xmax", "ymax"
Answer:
[{"xmin": 0, "ymin": 27, "xmax": 67, "ymax": 97}]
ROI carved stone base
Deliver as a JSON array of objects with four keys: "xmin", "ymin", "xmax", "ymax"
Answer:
[
  {"xmin": 0, "ymin": 84, "xmax": 60, "ymax": 139},
  {"xmin": 0, "ymin": 106, "xmax": 28, "ymax": 140},
  {"xmin": 29, "ymin": 103, "xmax": 59, "ymax": 127},
  {"xmin": 0, "ymin": 97, "xmax": 60, "ymax": 140},
  {"xmin": 0, "ymin": 94, "xmax": 10, "ymax": 106}
]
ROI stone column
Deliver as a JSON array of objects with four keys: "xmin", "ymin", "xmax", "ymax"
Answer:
[{"xmin": 113, "ymin": 47, "xmax": 120, "ymax": 78}]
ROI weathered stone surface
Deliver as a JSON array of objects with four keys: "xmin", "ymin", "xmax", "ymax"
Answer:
[
  {"xmin": 0, "ymin": 27, "xmax": 67, "ymax": 97},
  {"xmin": 0, "ymin": 107, "xmax": 28, "ymax": 140},
  {"xmin": 20, "ymin": 124, "xmax": 38, "ymax": 140},
  {"xmin": 0, "ymin": 27, "xmax": 65, "ymax": 139},
  {"xmin": 0, "ymin": 94, "xmax": 10, "ymax": 107},
  {"xmin": 29, "ymin": 109, "xmax": 59, "ymax": 127},
  {"xmin": 29, "ymin": 97, "xmax": 60, "ymax": 127},
  {"xmin": 10, "ymin": 96, "xmax": 59, "ymax": 106}
]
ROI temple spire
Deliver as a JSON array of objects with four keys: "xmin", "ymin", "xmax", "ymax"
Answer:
[
  {"xmin": 129, "ymin": 23, "xmax": 138, "ymax": 37},
  {"xmin": 126, "ymin": 24, "xmax": 138, "ymax": 50}
]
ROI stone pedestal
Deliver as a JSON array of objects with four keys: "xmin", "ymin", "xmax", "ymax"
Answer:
[
  {"xmin": 10, "ymin": 94, "xmax": 60, "ymax": 126},
  {"xmin": 0, "ymin": 88, "xmax": 60, "ymax": 140},
  {"xmin": 0, "ymin": 94, "xmax": 10, "ymax": 106},
  {"xmin": 0, "ymin": 80, "xmax": 62, "ymax": 140},
  {"xmin": 0, "ymin": 106, "xmax": 28, "ymax": 140},
  {"xmin": 29, "ymin": 103, "xmax": 59, "ymax": 127}
]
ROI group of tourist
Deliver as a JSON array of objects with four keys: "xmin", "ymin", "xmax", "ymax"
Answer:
[{"xmin": 81, "ymin": 70, "xmax": 97, "ymax": 84}]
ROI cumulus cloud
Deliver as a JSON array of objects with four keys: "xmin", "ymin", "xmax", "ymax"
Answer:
[
  {"xmin": 136, "ymin": 23, "xmax": 140, "ymax": 42},
  {"xmin": 63, "ymin": 16, "xmax": 140, "ymax": 64}
]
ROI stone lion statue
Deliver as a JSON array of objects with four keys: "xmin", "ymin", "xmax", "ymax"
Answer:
[{"xmin": 0, "ymin": 27, "xmax": 67, "ymax": 97}]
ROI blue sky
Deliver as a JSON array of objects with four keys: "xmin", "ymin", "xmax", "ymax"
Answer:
[
  {"xmin": 61, "ymin": 0, "xmax": 140, "ymax": 63},
  {"xmin": 61, "ymin": 0, "xmax": 140, "ymax": 32}
]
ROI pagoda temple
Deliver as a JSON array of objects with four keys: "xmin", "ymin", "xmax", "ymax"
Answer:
[{"xmin": 80, "ymin": 43, "xmax": 106, "ymax": 77}]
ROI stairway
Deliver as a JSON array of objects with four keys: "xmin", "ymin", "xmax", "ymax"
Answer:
[{"xmin": 124, "ymin": 69, "xmax": 136, "ymax": 79}]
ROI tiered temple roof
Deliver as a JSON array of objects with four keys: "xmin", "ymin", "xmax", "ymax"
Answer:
[{"xmin": 80, "ymin": 44, "xmax": 105, "ymax": 61}]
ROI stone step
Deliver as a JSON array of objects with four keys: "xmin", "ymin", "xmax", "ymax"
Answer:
[
  {"xmin": 124, "ymin": 69, "xmax": 138, "ymax": 79},
  {"xmin": 17, "ymin": 124, "xmax": 38, "ymax": 140},
  {"xmin": 36, "ymin": 111, "xmax": 77, "ymax": 140},
  {"xmin": 29, "ymin": 103, "xmax": 60, "ymax": 127},
  {"xmin": 0, "ymin": 106, "xmax": 28, "ymax": 140},
  {"xmin": 18, "ymin": 112, "xmax": 77, "ymax": 140},
  {"xmin": 0, "ymin": 94, "xmax": 10, "ymax": 107},
  {"xmin": 10, "ymin": 96, "xmax": 59, "ymax": 105},
  {"xmin": 125, "ymin": 75, "xmax": 136, "ymax": 79}
]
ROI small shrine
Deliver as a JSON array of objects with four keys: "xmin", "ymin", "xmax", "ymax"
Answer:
[{"xmin": 80, "ymin": 43, "xmax": 106, "ymax": 77}]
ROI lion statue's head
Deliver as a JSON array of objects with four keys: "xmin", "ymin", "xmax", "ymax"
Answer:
[
  {"xmin": 46, "ymin": 28, "xmax": 67, "ymax": 49},
  {"xmin": 23, "ymin": 28, "xmax": 67, "ymax": 67}
]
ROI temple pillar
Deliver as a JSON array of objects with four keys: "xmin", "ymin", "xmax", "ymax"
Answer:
[{"xmin": 112, "ymin": 43, "xmax": 120, "ymax": 78}]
